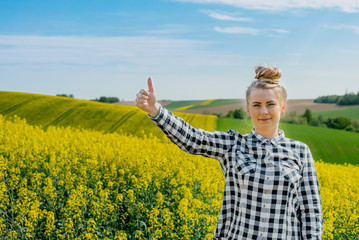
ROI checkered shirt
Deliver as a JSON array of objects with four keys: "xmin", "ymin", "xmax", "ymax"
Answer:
[{"xmin": 149, "ymin": 106, "xmax": 324, "ymax": 240}]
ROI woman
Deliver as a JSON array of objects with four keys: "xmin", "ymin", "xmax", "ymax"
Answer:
[{"xmin": 135, "ymin": 66, "xmax": 324, "ymax": 240}]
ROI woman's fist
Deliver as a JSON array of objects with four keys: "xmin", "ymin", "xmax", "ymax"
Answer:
[{"xmin": 135, "ymin": 77, "xmax": 161, "ymax": 117}]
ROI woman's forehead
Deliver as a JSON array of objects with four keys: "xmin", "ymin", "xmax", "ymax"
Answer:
[{"xmin": 249, "ymin": 88, "xmax": 281, "ymax": 102}]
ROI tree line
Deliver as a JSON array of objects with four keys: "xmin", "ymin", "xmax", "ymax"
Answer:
[
  {"xmin": 56, "ymin": 93, "xmax": 74, "ymax": 98},
  {"xmin": 281, "ymin": 109, "xmax": 358, "ymax": 132},
  {"xmin": 91, "ymin": 96, "xmax": 119, "ymax": 103},
  {"xmin": 56, "ymin": 94, "xmax": 120, "ymax": 103},
  {"xmin": 314, "ymin": 91, "xmax": 359, "ymax": 105}
]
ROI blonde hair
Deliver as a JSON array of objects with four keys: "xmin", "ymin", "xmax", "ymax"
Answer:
[{"xmin": 246, "ymin": 65, "xmax": 287, "ymax": 105}]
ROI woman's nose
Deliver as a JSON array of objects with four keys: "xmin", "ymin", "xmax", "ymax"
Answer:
[{"xmin": 260, "ymin": 106, "xmax": 268, "ymax": 114}]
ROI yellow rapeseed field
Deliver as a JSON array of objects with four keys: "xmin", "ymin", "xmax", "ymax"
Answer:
[
  {"xmin": 0, "ymin": 115, "xmax": 358, "ymax": 239},
  {"xmin": 200, "ymin": 100, "xmax": 216, "ymax": 106},
  {"xmin": 174, "ymin": 105, "xmax": 195, "ymax": 111}
]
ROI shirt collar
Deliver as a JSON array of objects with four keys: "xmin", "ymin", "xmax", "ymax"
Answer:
[{"xmin": 249, "ymin": 128, "xmax": 285, "ymax": 147}]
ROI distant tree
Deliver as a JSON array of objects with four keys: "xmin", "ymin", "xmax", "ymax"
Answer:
[
  {"xmin": 302, "ymin": 109, "xmax": 313, "ymax": 125},
  {"xmin": 93, "ymin": 96, "xmax": 120, "ymax": 103},
  {"xmin": 325, "ymin": 117, "xmax": 352, "ymax": 130},
  {"xmin": 226, "ymin": 110, "xmax": 233, "ymax": 118},
  {"xmin": 107, "ymin": 97, "xmax": 120, "ymax": 103},
  {"xmin": 314, "ymin": 91, "xmax": 359, "ymax": 105},
  {"xmin": 315, "ymin": 115, "xmax": 327, "ymax": 127},
  {"xmin": 211, "ymin": 112, "xmax": 225, "ymax": 118},
  {"xmin": 338, "ymin": 92, "xmax": 359, "ymax": 105},
  {"xmin": 56, "ymin": 94, "xmax": 74, "ymax": 98},
  {"xmin": 352, "ymin": 119, "xmax": 359, "ymax": 132},
  {"xmin": 281, "ymin": 111, "xmax": 307, "ymax": 125},
  {"xmin": 99, "ymin": 96, "xmax": 108, "ymax": 103},
  {"xmin": 226, "ymin": 108, "xmax": 246, "ymax": 119},
  {"xmin": 233, "ymin": 108, "xmax": 246, "ymax": 119},
  {"xmin": 314, "ymin": 95, "xmax": 340, "ymax": 103}
]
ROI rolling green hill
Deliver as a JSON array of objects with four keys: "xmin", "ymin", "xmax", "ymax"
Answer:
[
  {"xmin": 312, "ymin": 105, "xmax": 359, "ymax": 120},
  {"xmin": 164, "ymin": 100, "xmax": 208, "ymax": 110},
  {"xmin": 165, "ymin": 99, "xmax": 243, "ymax": 111},
  {"xmin": 0, "ymin": 91, "xmax": 217, "ymax": 139},
  {"xmin": 217, "ymin": 118, "xmax": 359, "ymax": 165}
]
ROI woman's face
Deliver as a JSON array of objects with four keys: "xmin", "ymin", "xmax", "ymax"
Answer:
[{"xmin": 246, "ymin": 88, "xmax": 286, "ymax": 133}]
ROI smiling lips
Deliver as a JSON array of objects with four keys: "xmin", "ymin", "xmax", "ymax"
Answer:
[{"xmin": 259, "ymin": 118, "xmax": 271, "ymax": 121}]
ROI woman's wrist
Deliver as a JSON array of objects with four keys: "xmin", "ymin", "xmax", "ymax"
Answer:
[{"xmin": 149, "ymin": 103, "xmax": 161, "ymax": 118}]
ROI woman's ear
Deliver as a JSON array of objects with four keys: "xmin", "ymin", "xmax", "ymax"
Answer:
[{"xmin": 280, "ymin": 102, "xmax": 286, "ymax": 115}]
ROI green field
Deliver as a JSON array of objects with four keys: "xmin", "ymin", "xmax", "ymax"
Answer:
[
  {"xmin": 165, "ymin": 99, "xmax": 243, "ymax": 111},
  {"xmin": 0, "ymin": 91, "xmax": 216, "ymax": 139},
  {"xmin": 217, "ymin": 118, "xmax": 359, "ymax": 165},
  {"xmin": 162, "ymin": 100, "xmax": 206, "ymax": 110},
  {"xmin": 312, "ymin": 105, "xmax": 359, "ymax": 120}
]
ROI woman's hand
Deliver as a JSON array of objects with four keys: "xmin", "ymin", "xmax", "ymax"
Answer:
[{"xmin": 135, "ymin": 77, "xmax": 161, "ymax": 117}]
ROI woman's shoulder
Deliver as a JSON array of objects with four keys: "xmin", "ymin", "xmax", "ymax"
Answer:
[
  {"xmin": 225, "ymin": 129, "xmax": 248, "ymax": 139},
  {"xmin": 281, "ymin": 136, "xmax": 310, "ymax": 151}
]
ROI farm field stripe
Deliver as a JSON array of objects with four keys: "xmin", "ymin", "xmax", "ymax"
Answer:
[
  {"xmin": 0, "ymin": 98, "xmax": 36, "ymax": 115},
  {"xmin": 106, "ymin": 110, "xmax": 138, "ymax": 133},
  {"xmin": 44, "ymin": 103, "xmax": 87, "ymax": 129}
]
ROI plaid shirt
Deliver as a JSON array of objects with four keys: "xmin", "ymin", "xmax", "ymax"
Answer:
[{"xmin": 149, "ymin": 106, "xmax": 324, "ymax": 240}]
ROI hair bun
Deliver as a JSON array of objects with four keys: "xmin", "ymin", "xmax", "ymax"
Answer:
[{"xmin": 255, "ymin": 66, "xmax": 281, "ymax": 84}]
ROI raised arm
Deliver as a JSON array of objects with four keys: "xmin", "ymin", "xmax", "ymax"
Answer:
[{"xmin": 135, "ymin": 77, "xmax": 238, "ymax": 165}]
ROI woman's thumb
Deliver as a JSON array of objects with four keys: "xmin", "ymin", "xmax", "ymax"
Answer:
[{"xmin": 148, "ymin": 77, "xmax": 155, "ymax": 93}]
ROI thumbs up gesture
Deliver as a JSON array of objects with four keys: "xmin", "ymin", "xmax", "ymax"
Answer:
[{"xmin": 136, "ymin": 77, "xmax": 161, "ymax": 117}]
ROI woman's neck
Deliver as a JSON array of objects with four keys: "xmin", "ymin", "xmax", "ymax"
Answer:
[{"xmin": 255, "ymin": 127, "xmax": 279, "ymax": 139}]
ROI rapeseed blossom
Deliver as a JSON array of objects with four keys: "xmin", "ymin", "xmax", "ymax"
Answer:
[{"xmin": 0, "ymin": 115, "xmax": 358, "ymax": 239}]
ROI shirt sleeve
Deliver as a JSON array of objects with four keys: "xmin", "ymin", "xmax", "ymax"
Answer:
[
  {"xmin": 148, "ymin": 106, "xmax": 238, "ymax": 164},
  {"xmin": 297, "ymin": 145, "xmax": 324, "ymax": 239}
]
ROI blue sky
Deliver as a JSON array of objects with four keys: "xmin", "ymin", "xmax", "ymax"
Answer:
[{"xmin": 1, "ymin": 0, "xmax": 359, "ymax": 101}]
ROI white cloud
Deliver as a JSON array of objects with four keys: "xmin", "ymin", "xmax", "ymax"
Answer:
[
  {"xmin": 202, "ymin": 10, "xmax": 252, "ymax": 21},
  {"xmin": 176, "ymin": 0, "xmax": 359, "ymax": 12},
  {"xmin": 0, "ymin": 35, "xmax": 253, "ymax": 101},
  {"xmin": 0, "ymin": 35, "xmax": 245, "ymax": 69},
  {"xmin": 214, "ymin": 26, "xmax": 289, "ymax": 35},
  {"xmin": 214, "ymin": 26, "xmax": 259, "ymax": 34},
  {"xmin": 273, "ymin": 29, "xmax": 289, "ymax": 34},
  {"xmin": 326, "ymin": 24, "xmax": 359, "ymax": 34}
]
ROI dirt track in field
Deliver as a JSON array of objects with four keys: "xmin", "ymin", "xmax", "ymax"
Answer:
[{"xmin": 115, "ymin": 99, "xmax": 352, "ymax": 115}]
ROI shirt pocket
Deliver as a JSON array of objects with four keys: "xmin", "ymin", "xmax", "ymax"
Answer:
[
  {"xmin": 235, "ymin": 151, "xmax": 257, "ymax": 175},
  {"xmin": 281, "ymin": 158, "xmax": 302, "ymax": 184}
]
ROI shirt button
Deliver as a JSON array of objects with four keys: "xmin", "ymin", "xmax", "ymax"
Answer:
[
  {"xmin": 266, "ymin": 163, "xmax": 270, "ymax": 167},
  {"xmin": 261, "ymin": 219, "xmax": 265, "ymax": 222},
  {"xmin": 264, "ymin": 190, "xmax": 268, "ymax": 194},
  {"xmin": 266, "ymin": 177, "xmax": 270, "ymax": 180},
  {"xmin": 263, "ymin": 204, "xmax": 266, "ymax": 208},
  {"xmin": 260, "ymin": 233, "xmax": 263, "ymax": 236}
]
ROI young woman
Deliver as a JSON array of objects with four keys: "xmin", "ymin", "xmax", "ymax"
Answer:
[{"xmin": 135, "ymin": 66, "xmax": 324, "ymax": 240}]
